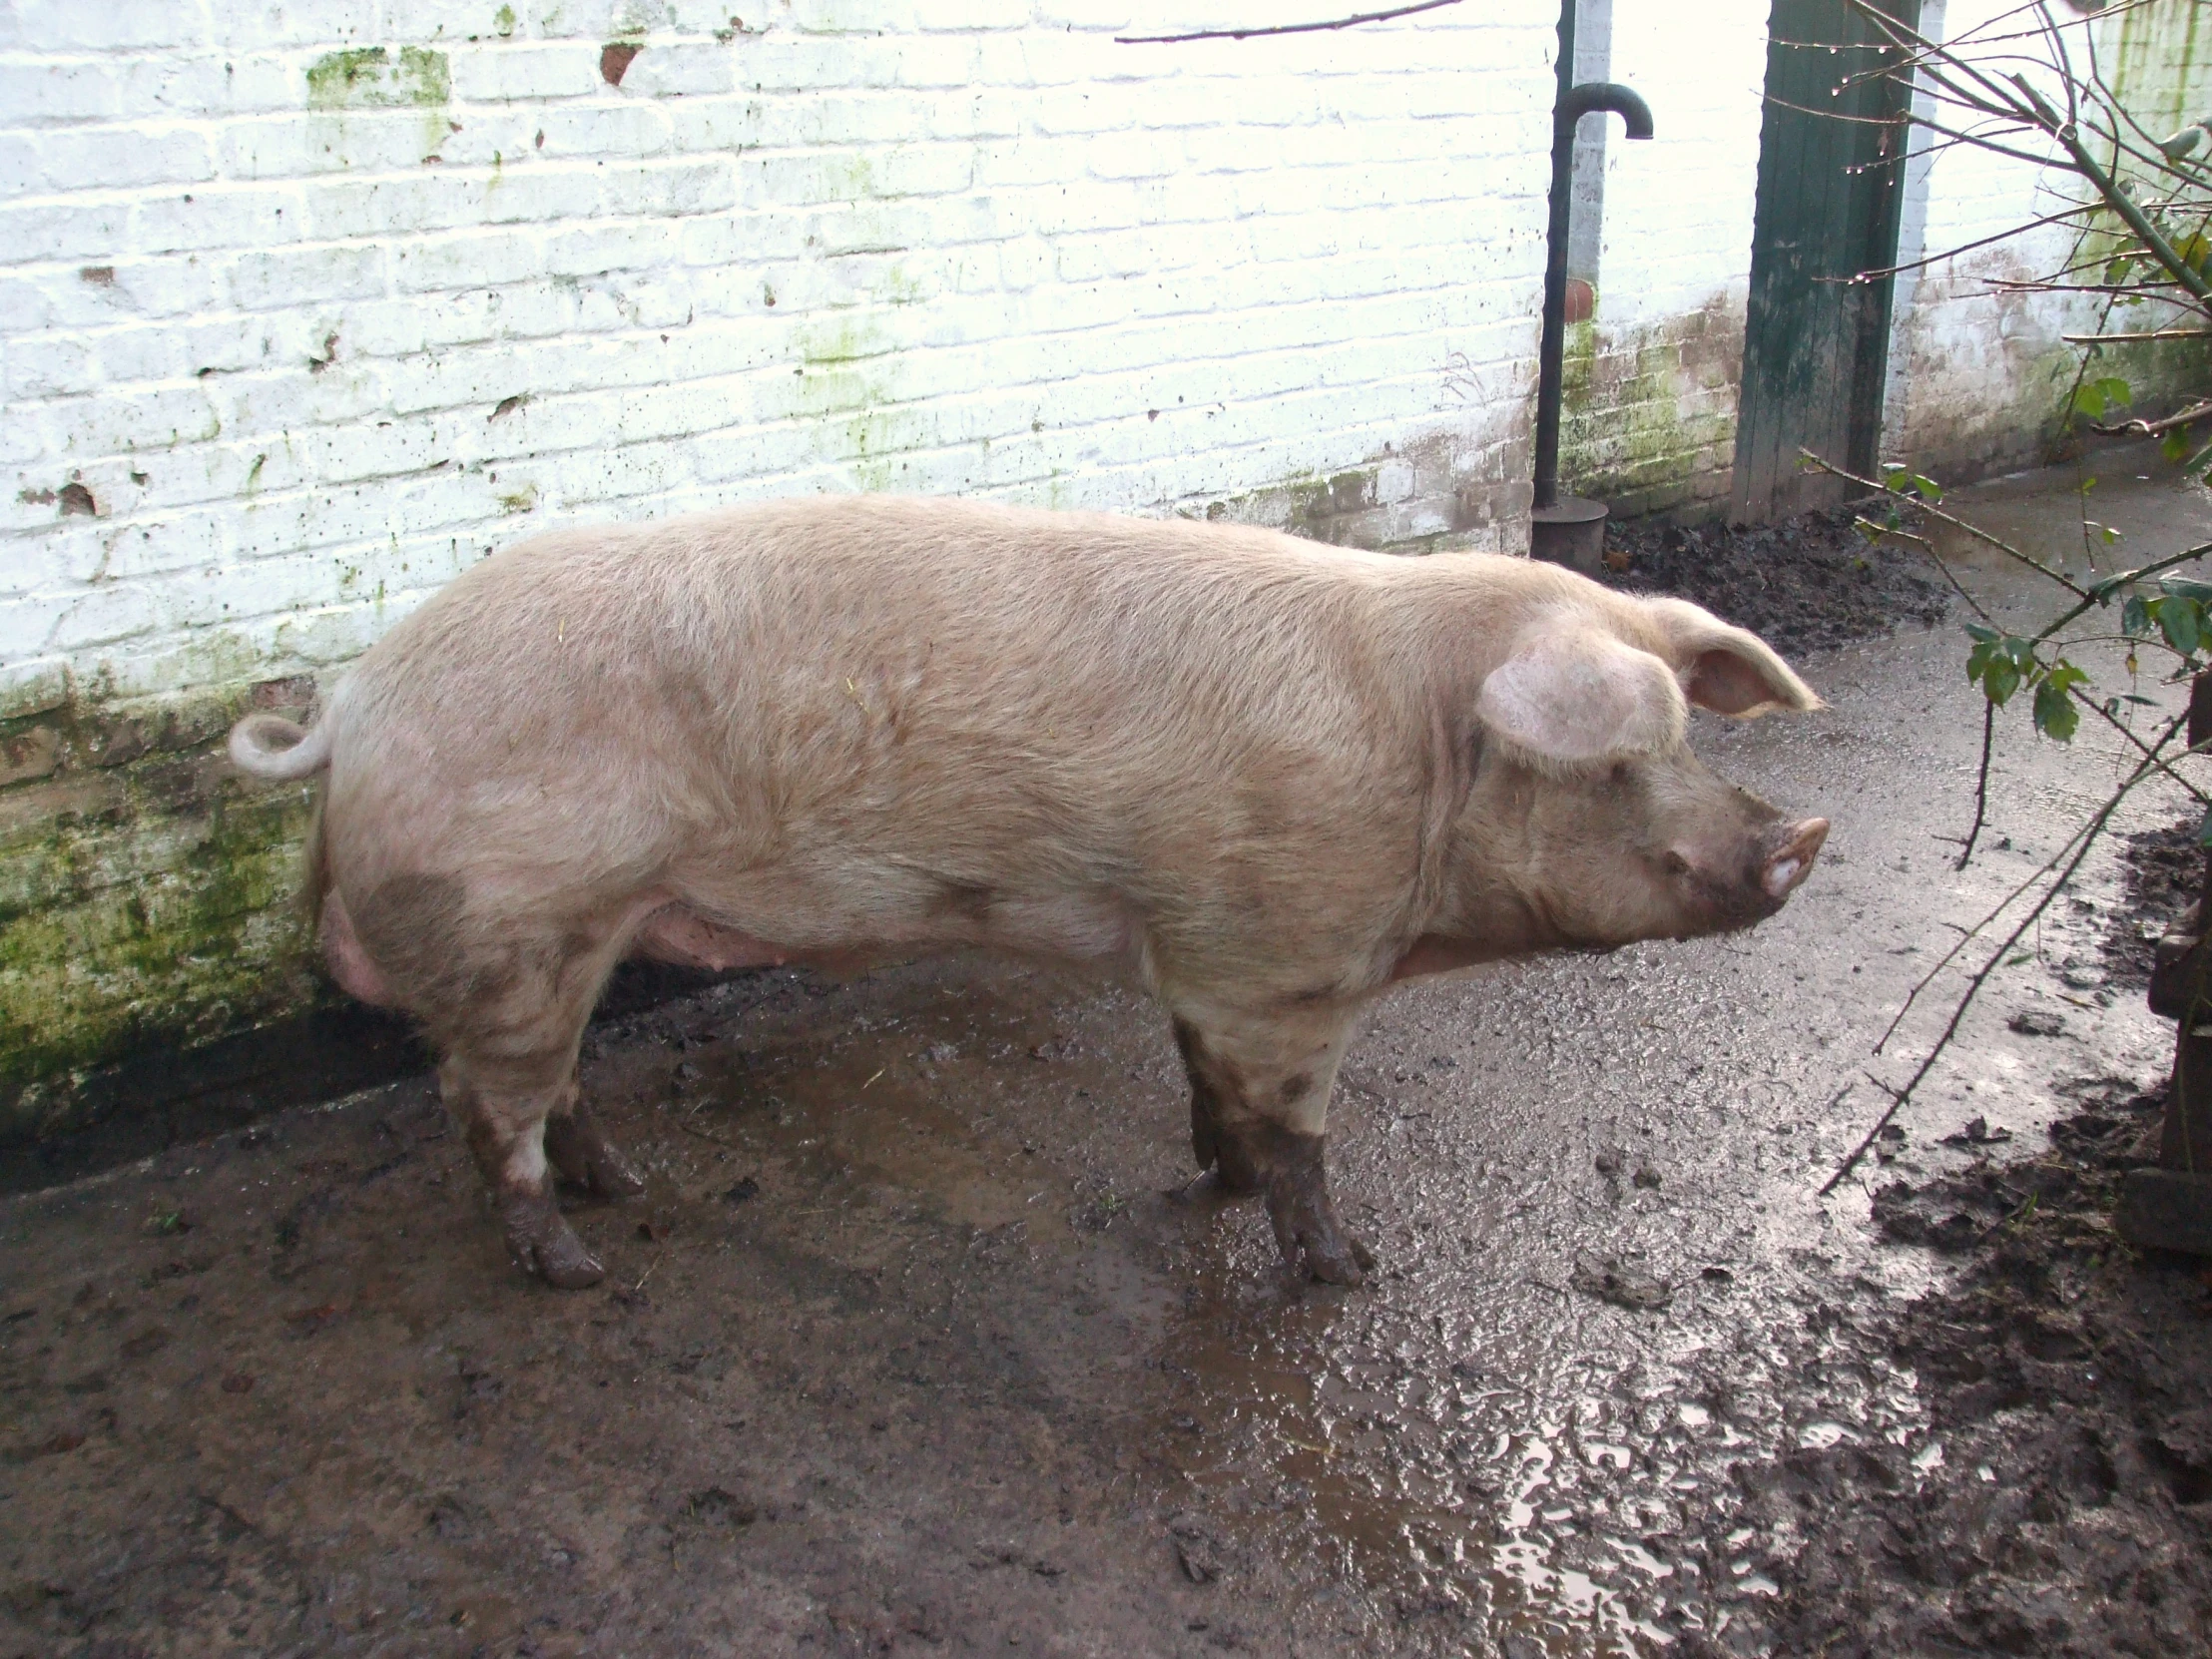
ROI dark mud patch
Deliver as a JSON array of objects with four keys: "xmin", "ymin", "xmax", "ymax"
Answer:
[
  {"xmin": 0, "ymin": 960, "xmax": 775, "ymax": 1200},
  {"xmin": 1600, "ymin": 503, "xmax": 1950, "ymax": 655},
  {"xmin": 2103, "ymin": 817, "xmax": 2204, "ymax": 989},
  {"xmin": 1744, "ymin": 1080, "xmax": 2212, "ymax": 1659}
]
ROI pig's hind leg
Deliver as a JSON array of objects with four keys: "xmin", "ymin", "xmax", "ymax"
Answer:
[
  {"xmin": 441, "ymin": 1056, "xmax": 610, "ymax": 1290},
  {"xmin": 402, "ymin": 908, "xmax": 648, "ymax": 1289},
  {"xmin": 1172, "ymin": 1012, "xmax": 1374, "ymax": 1287},
  {"xmin": 542, "ymin": 1100, "xmax": 645, "ymax": 1201}
]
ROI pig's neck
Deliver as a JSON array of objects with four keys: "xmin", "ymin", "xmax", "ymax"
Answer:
[{"xmin": 1395, "ymin": 856, "xmax": 1573, "ymax": 978}]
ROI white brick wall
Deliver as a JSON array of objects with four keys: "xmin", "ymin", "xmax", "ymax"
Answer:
[{"xmin": 1, "ymin": 1, "xmax": 1573, "ymax": 717}]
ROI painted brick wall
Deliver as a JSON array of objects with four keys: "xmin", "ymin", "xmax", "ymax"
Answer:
[
  {"xmin": 2, "ymin": 1, "xmax": 1567, "ymax": 723},
  {"xmin": 1558, "ymin": 0, "xmax": 1769, "ymax": 516},
  {"xmin": 1883, "ymin": 0, "xmax": 2212, "ymax": 481},
  {"xmin": 3, "ymin": 1, "xmax": 1592, "ymax": 1135}
]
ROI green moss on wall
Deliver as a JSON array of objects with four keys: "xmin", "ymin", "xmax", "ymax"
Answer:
[
  {"xmin": 1559, "ymin": 294, "xmax": 1745, "ymax": 518},
  {"xmin": 306, "ymin": 46, "xmax": 451, "ymax": 112},
  {"xmin": 0, "ymin": 690, "xmax": 323, "ymax": 1143}
]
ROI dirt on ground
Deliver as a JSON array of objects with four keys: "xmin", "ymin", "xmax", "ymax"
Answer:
[
  {"xmin": 1721, "ymin": 820, "xmax": 2212, "ymax": 1659},
  {"xmin": 1756, "ymin": 1075, "xmax": 2212, "ymax": 1658},
  {"xmin": 2106, "ymin": 820, "xmax": 2205, "ymax": 988},
  {"xmin": 1600, "ymin": 503, "xmax": 1950, "ymax": 654}
]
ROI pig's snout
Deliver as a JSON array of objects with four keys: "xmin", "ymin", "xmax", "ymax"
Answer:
[{"xmin": 1760, "ymin": 817, "xmax": 1829, "ymax": 901}]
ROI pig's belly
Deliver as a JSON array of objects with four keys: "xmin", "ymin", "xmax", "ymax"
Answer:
[{"xmin": 630, "ymin": 893, "xmax": 1138, "ymax": 976}]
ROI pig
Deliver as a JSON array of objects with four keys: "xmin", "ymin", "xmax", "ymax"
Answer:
[{"xmin": 228, "ymin": 495, "xmax": 1827, "ymax": 1291}]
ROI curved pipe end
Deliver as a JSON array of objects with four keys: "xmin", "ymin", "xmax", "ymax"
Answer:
[{"xmin": 1560, "ymin": 81, "xmax": 1654, "ymax": 141}]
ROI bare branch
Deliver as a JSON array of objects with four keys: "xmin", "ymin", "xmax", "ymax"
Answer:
[
  {"xmin": 2065, "ymin": 328, "xmax": 2212, "ymax": 344},
  {"xmin": 1799, "ymin": 452, "xmax": 2090, "ymax": 597},
  {"xmin": 1957, "ymin": 700, "xmax": 1998, "ymax": 870},
  {"xmin": 2091, "ymin": 397, "xmax": 2212, "ymax": 437},
  {"xmin": 1115, "ymin": 0, "xmax": 1459, "ymax": 45}
]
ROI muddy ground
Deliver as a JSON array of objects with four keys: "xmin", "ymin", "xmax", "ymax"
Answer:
[
  {"xmin": 5, "ymin": 448, "xmax": 2212, "ymax": 1657},
  {"xmin": 1771, "ymin": 1069, "xmax": 2212, "ymax": 1658},
  {"xmin": 1601, "ymin": 503, "xmax": 1949, "ymax": 656}
]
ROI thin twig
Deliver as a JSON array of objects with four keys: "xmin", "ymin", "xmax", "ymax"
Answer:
[
  {"xmin": 1957, "ymin": 700, "xmax": 1997, "ymax": 869},
  {"xmin": 1800, "ymin": 451, "xmax": 2089, "ymax": 596},
  {"xmin": 674, "ymin": 1119, "xmax": 738, "ymax": 1149},
  {"xmin": 1875, "ymin": 723, "xmax": 2200, "ymax": 1055},
  {"xmin": 2064, "ymin": 327, "xmax": 2212, "ymax": 344},
  {"xmin": 1825, "ymin": 718, "xmax": 2186, "ymax": 1195},
  {"xmin": 1115, "ymin": 0, "xmax": 1458, "ymax": 45},
  {"xmin": 2091, "ymin": 397, "xmax": 2212, "ymax": 438}
]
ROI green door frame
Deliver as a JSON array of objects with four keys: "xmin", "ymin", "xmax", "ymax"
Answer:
[{"xmin": 1732, "ymin": 0, "xmax": 1921, "ymax": 522}]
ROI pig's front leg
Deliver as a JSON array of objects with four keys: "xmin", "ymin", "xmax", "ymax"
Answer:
[{"xmin": 1172, "ymin": 1012, "xmax": 1373, "ymax": 1287}]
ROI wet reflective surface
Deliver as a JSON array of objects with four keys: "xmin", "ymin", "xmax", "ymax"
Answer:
[{"xmin": 4, "ymin": 454, "xmax": 2208, "ymax": 1656}]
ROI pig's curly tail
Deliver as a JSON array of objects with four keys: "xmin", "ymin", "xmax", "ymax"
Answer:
[{"xmin": 227, "ymin": 712, "xmax": 333, "ymax": 780}]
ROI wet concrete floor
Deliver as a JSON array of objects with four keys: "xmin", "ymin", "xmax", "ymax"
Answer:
[{"xmin": 4, "ymin": 449, "xmax": 2209, "ymax": 1658}]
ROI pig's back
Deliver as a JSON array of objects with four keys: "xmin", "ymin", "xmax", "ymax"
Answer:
[{"xmin": 329, "ymin": 497, "xmax": 1451, "ymax": 949}]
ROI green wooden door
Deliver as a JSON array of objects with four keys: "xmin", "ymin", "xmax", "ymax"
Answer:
[{"xmin": 1732, "ymin": 0, "xmax": 1920, "ymax": 521}]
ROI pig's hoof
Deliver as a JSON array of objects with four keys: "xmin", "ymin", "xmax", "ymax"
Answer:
[
  {"xmin": 544, "ymin": 1107, "xmax": 647, "ymax": 1201},
  {"xmin": 1264, "ymin": 1180, "xmax": 1370, "ymax": 1288},
  {"xmin": 499, "ymin": 1190, "xmax": 605, "ymax": 1290}
]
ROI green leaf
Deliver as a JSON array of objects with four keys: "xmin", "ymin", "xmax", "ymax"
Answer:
[
  {"xmin": 2164, "ymin": 423, "xmax": 2197, "ymax": 461},
  {"xmin": 2162, "ymin": 594, "xmax": 2203, "ymax": 656},
  {"xmin": 2161, "ymin": 577, "xmax": 2212, "ymax": 605},
  {"xmin": 2199, "ymin": 803, "xmax": 2212, "ymax": 846},
  {"xmin": 2032, "ymin": 661, "xmax": 2088, "ymax": 742},
  {"xmin": 2124, "ymin": 593, "xmax": 2152, "ymax": 634},
  {"xmin": 2073, "ymin": 376, "xmax": 2133, "ymax": 419},
  {"xmin": 2033, "ymin": 679, "xmax": 2079, "ymax": 741},
  {"xmin": 1963, "ymin": 621, "xmax": 2000, "ymax": 643}
]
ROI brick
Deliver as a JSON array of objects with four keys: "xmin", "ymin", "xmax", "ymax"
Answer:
[
  {"xmin": 0, "ymin": 58, "xmax": 125, "ymax": 123},
  {"xmin": 2, "ymin": 330, "xmax": 96, "ymax": 399},
  {"xmin": 543, "ymin": 217, "xmax": 684, "ymax": 276},
  {"xmin": 4, "ymin": 0, "xmax": 205, "ymax": 52},
  {"xmin": 619, "ymin": 41, "xmax": 743, "ymax": 99},
  {"xmin": 88, "ymin": 323, "xmax": 180, "ymax": 385},
  {"xmin": 446, "ymin": 42, "xmax": 603, "ymax": 103},
  {"xmin": 106, "ymin": 257, "xmax": 231, "ymax": 320},
  {"xmin": 31, "ymin": 125, "xmax": 217, "ymax": 195},
  {"xmin": 205, "ymin": 0, "xmax": 378, "ymax": 50},
  {"xmin": 613, "ymin": 157, "xmax": 741, "ymax": 217},
  {"xmin": 0, "ymin": 197, "xmax": 130, "ymax": 265},
  {"xmin": 229, "ymin": 242, "xmax": 389, "ymax": 309},
  {"xmin": 221, "ymin": 111, "xmax": 434, "ymax": 180},
  {"xmin": 534, "ymin": 102, "xmax": 676, "ymax": 161},
  {"xmin": 392, "ymin": 227, "xmax": 546, "ymax": 293},
  {"xmin": 47, "ymin": 384, "xmax": 223, "ymax": 458},
  {"xmin": 132, "ymin": 185, "xmax": 306, "ymax": 256}
]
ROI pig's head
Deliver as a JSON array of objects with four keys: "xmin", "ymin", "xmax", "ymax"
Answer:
[{"xmin": 1444, "ymin": 595, "xmax": 1829, "ymax": 954}]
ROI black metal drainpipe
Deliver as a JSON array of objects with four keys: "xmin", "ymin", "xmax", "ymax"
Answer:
[{"xmin": 1532, "ymin": 2, "xmax": 1653, "ymax": 513}]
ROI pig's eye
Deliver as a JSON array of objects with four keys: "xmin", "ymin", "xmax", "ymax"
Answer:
[
  {"xmin": 1608, "ymin": 762, "xmax": 1631, "ymax": 787},
  {"xmin": 1661, "ymin": 849, "xmax": 1691, "ymax": 877}
]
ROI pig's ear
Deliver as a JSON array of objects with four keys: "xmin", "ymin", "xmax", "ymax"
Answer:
[
  {"xmin": 1474, "ymin": 626, "xmax": 1688, "ymax": 763},
  {"xmin": 1644, "ymin": 598, "xmax": 1823, "ymax": 717}
]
